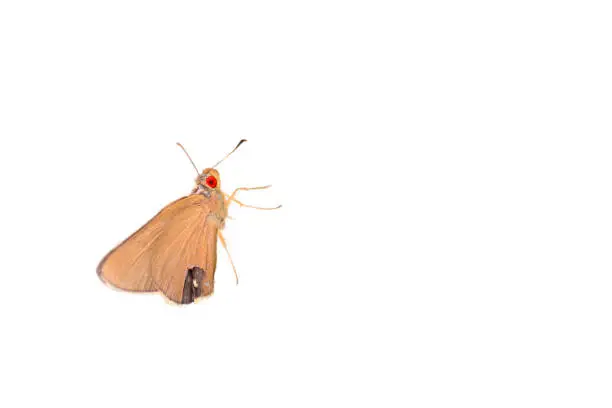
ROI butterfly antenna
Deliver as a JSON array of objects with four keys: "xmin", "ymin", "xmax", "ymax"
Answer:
[
  {"xmin": 212, "ymin": 139, "xmax": 247, "ymax": 169},
  {"xmin": 176, "ymin": 143, "xmax": 200, "ymax": 175}
]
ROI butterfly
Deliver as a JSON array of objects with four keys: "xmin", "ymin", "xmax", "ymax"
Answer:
[{"xmin": 97, "ymin": 140, "xmax": 280, "ymax": 304}]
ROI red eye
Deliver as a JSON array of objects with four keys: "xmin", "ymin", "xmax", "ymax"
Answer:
[{"xmin": 205, "ymin": 175, "xmax": 217, "ymax": 188}]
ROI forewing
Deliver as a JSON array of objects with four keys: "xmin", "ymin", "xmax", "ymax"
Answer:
[{"xmin": 97, "ymin": 196, "xmax": 203, "ymax": 293}]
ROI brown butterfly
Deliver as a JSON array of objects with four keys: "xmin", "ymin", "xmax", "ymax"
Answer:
[{"xmin": 97, "ymin": 140, "xmax": 280, "ymax": 304}]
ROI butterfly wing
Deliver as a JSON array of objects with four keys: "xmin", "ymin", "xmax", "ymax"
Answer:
[{"xmin": 97, "ymin": 194, "xmax": 218, "ymax": 303}]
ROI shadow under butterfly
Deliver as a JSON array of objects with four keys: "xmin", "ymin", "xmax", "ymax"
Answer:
[{"xmin": 97, "ymin": 140, "xmax": 281, "ymax": 304}]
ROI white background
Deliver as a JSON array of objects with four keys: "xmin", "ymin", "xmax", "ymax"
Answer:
[{"xmin": 1, "ymin": 1, "xmax": 611, "ymax": 407}]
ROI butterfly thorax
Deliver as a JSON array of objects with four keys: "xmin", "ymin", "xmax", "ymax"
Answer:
[{"xmin": 192, "ymin": 183, "xmax": 226, "ymax": 228}]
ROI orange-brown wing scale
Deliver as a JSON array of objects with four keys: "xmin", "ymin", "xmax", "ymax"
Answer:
[{"xmin": 97, "ymin": 194, "xmax": 218, "ymax": 303}]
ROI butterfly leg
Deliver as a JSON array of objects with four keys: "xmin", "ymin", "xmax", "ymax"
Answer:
[
  {"xmin": 228, "ymin": 197, "xmax": 282, "ymax": 211},
  {"xmin": 218, "ymin": 231, "xmax": 239, "ymax": 285},
  {"xmin": 225, "ymin": 185, "xmax": 270, "ymax": 208},
  {"xmin": 224, "ymin": 186, "xmax": 281, "ymax": 211}
]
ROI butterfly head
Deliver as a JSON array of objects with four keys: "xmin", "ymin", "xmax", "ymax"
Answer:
[
  {"xmin": 198, "ymin": 168, "xmax": 221, "ymax": 190},
  {"xmin": 177, "ymin": 140, "xmax": 245, "ymax": 193}
]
